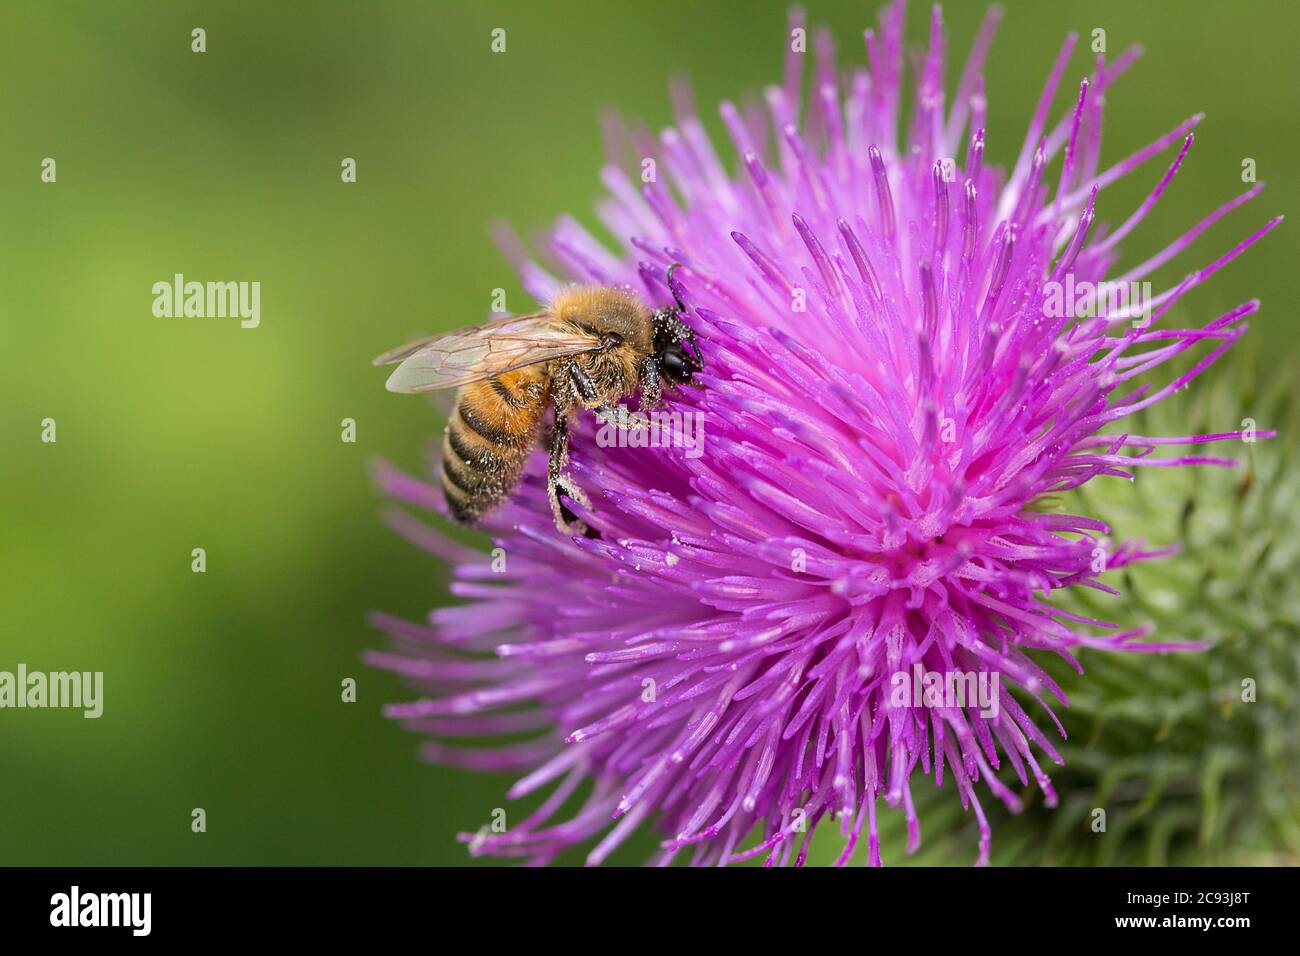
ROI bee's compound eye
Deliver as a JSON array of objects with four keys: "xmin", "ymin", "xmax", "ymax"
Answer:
[{"xmin": 659, "ymin": 343, "xmax": 695, "ymax": 381}]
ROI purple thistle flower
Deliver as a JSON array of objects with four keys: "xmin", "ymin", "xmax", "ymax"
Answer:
[{"xmin": 368, "ymin": 1, "xmax": 1281, "ymax": 866}]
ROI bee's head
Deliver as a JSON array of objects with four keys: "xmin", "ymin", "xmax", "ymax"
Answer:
[
  {"xmin": 652, "ymin": 309, "xmax": 702, "ymax": 386},
  {"xmin": 656, "ymin": 338, "xmax": 700, "ymax": 385}
]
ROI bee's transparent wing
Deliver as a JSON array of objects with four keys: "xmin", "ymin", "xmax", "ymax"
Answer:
[{"xmin": 373, "ymin": 312, "xmax": 603, "ymax": 393}]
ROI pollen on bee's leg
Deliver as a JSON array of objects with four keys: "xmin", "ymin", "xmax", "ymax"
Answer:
[
  {"xmin": 595, "ymin": 405, "xmax": 650, "ymax": 431},
  {"xmin": 559, "ymin": 501, "xmax": 600, "ymax": 540},
  {"xmin": 548, "ymin": 474, "xmax": 596, "ymax": 538}
]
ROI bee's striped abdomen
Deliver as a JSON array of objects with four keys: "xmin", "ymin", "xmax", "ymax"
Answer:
[{"xmin": 441, "ymin": 367, "xmax": 548, "ymax": 524}]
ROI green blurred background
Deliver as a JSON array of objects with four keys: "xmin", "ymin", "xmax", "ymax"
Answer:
[{"xmin": 1, "ymin": 0, "xmax": 1295, "ymax": 865}]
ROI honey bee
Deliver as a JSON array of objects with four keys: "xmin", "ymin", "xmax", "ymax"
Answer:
[{"xmin": 373, "ymin": 265, "xmax": 702, "ymax": 535}]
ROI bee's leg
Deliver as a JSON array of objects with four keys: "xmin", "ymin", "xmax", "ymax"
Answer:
[
  {"xmin": 682, "ymin": 320, "xmax": 704, "ymax": 369},
  {"xmin": 594, "ymin": 404, "xmax": 650, "ymax": 432},
  {"xmin": 672, "ymin": 314, "xmax": 704, "ymax": 369},
  {"xmin": 568, "ymin": 358, "xmax": 644, "ymax": 432},
  {"xmin": 666, "ymin": 262, "xmax": 688, "ymax": 313},
  {"xmin": 653, "ymin": 307, "xmax": 704, "ymax": 371},
  {"xmin": 567, "ymin": 361, "xmax": 598, "ymax": 405},
  {"xmin": 545, "ymin": 405, "xmax": 570, "ymax": 466},
  {"xmin": 546, "ymin": 410, "xmax": 594, "ymax": 537},
  {"xmin": 665, "ymin": 262, "xmax": 705, "ymax": 365},
  {"xmin": 640, "ymin": 355, "xmax": 663, "ymax": 408}
]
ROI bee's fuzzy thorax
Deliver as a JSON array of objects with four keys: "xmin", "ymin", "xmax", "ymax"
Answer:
[
  {"xmin": 549, "ymin": 285, "xmax": 656, "ymax": 404},
  {"xmin": 550, "ymin": 286, "xmax": 653, "ymax": 350}
]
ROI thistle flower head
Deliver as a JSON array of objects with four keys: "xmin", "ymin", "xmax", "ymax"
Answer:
[{"xmin": 370, "ymin": 1, "xmax": 1280, "ymax": 866}]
